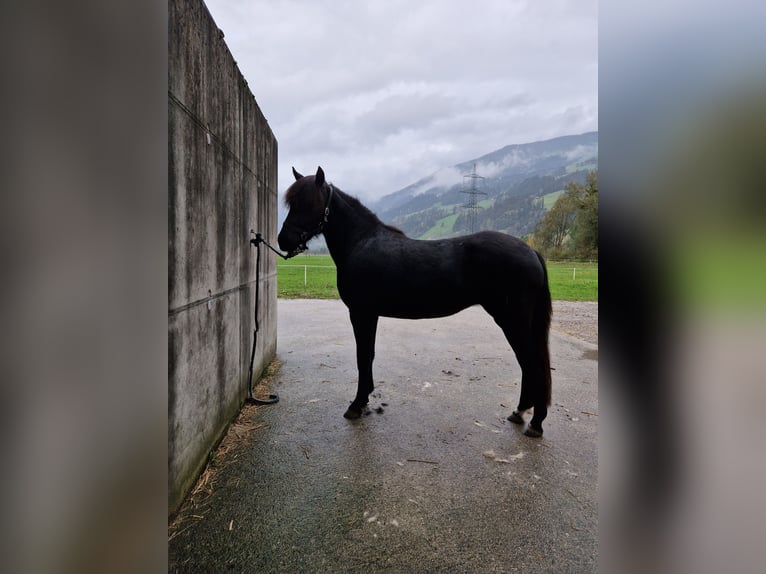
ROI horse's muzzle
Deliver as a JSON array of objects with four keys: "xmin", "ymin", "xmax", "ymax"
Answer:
[
  {"xmin": 285, "ymin": 243, "xmax": 307, "ymax": 258},
  {"xmin": 278, "ymin": 227, "xmax": 308, "ymax": 258}
]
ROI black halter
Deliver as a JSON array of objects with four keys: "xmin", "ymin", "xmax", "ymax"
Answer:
[
  {"xmin": 316, "ymin": 183, "xmax": 334, "ymax": 233},
  {"xmin": 286, "ymin": 184, "xmax": 335, "ymax": 258}
]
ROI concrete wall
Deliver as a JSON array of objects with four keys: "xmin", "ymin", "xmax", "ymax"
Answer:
[{"xmin": 168, "ymin": 0, "xmax": 278, "ymax": 513}]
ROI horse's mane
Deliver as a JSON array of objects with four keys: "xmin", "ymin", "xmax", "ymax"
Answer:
[
  {"xmin": 284, "ymin": 177, "xmax": 405, "ymax": 236},
  {"xmin": 336, "ymin": 188, "xmax": 406, "ymax": 236},
  {"xmin": 383, "ymin": 222, "xmax": 406, "ymax": 235}
]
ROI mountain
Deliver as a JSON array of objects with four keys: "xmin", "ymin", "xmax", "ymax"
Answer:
[{"xmin": 371, "ymin": 131, "xmax": 597, "ymax": 240}]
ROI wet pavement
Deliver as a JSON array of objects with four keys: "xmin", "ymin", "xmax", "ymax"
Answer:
[{"xmin": 169, "ymin": 299, "xmax": 598, "ymax": 573}]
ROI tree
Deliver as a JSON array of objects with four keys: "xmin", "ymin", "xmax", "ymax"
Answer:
[
  {"xmin": 533, "ymin": 186, "xmax": 578, "ymax": 256},
  {"xmin": 532, "ymin": 170, "xmax": 598, "ymax": 259},
  {"xmin": 570, "ymin": 171, "xmax": 598, "ymax": 259}
]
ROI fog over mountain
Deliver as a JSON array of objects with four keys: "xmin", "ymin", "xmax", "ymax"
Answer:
[{"xmin": 370, "ymin": 132, "xmax": 597, "ymax": 239}]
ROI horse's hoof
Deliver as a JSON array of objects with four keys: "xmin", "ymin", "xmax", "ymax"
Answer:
[
  {"xmin": 507, "ymin": 411, "xmax": 525, "ymax": 425},
  {"xmin": 343, "ymin": 407, "xmax": 362, "ymax": 420},
  {"xmin": 344, "ymin": 403, "xmax": 369, "ymax": 419},
  {"xmin": 524, "ymin": 426, "xmax": 543, "ymax": 438}
]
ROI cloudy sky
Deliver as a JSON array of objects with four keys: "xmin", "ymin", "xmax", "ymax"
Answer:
[{"xmin": 204, "ymin": 0, "xmax": 597, "ymax": 202}]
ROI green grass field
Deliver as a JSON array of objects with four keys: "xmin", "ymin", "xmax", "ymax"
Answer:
[
  {"xmin": 278, "ymin": 254, "xmax": 597, "ymax": 301},
  {"xmin": 278, "ymin": 255, "xmax": 340, "ymax": 299},
  {"xmin": 546, "ymin": 261, "xmax": 598, "ymax": 301}
]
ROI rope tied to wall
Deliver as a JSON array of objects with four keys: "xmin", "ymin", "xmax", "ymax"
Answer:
[{"xmin": 245, "ymin": 231, "xmax": 286, "ymax": 405}]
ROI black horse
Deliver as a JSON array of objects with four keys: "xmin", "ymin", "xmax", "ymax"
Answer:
[{"xmin": 278, "ymin": 167, "xmax": 552, "ymax": 436}]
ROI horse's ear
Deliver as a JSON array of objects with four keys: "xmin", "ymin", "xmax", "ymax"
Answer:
[
  {"xmin": 315, "ymin": 166, "xmax": 325, "ymax": 187},
  {"xmin": 292, "ymin": 167, "xmax": 303, "ymax": 181}
]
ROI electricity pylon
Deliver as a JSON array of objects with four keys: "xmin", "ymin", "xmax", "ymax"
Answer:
[{"xmin": 460, "ymin": 163, "xmax": 487, "ymax": 234}]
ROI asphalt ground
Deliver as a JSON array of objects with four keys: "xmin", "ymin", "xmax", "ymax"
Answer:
[{"xmin": 169, "ymin": 299, "xmax": 598, "ymax": 573}]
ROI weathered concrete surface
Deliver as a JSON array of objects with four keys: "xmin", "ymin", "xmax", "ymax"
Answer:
[
  {"xmin": 168, "ymin": 0, "xmax": 278, "ymax": 512},
  {"xmin": 170, "ymin": 299, "xmax": 597, "ymax": 572}
]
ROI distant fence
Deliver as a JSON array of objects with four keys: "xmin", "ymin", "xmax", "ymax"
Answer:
[
  {"xmin": 281, "ymin": 264, "xmax": 334, "ymax": 285},
  {"xmin": 280, "ymin": 263, "xmax": 597, "ymax": 285},
  {"xmin": 546, "ymin": 265, "xmax": 598, "ymax": 281},
  {"xmin": 277, "ymin": 260, "xmax": 597, "ymax": 301}
]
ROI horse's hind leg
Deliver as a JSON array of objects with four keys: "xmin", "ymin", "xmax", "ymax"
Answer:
[
  {"xmin": 491, "ymin": 313, "xmax": 548, "ymax": 437},
  {"xmin": 344, "ymin": 310, "xmax": 379, "ymax": 419},
  {"xmin": 506, "ymin": 334, "xmax": 546, "ymax": 436}
]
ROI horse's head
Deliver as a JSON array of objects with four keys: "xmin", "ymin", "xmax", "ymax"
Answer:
[{"xmin": 278, "ymin": 166, "xmax": 333, "ymax": 258}]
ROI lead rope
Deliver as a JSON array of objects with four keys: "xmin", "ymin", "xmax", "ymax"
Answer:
[
  {"xmin": 245, "ymin": 231, "xmax": 288, "ymax": 405},
  {"xmin": 245, "ymin": 185, "xmax": 333, "ymax": 402}
]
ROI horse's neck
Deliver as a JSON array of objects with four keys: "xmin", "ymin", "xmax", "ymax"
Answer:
[{"xmin": 322, "ymin": 191, "xmax": 379, "ymax": 265}]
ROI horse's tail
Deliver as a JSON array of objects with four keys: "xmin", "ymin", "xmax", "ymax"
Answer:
[{"xmin": 534, "ymin": 250, "xmax": 553, "ymax": 406}]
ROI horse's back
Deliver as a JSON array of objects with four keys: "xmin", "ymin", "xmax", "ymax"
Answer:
[
  {"xmin": 462, "ymin": 230, "xmax": 539, "ymax": 260},
  {"xmin": 460, "ymin": 231, "xmax": 545, "ymax": 283},
  {"xmin": 337, "ymin": 229, "xmax": 545, "ymax": 318}
]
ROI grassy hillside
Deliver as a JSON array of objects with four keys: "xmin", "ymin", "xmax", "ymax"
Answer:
[
  {"xmin": 386, "ymin": 170, "xmax": 593, "ymax": 240},
  {"xmin": 542, "ymin": 190, "xmax": 565, "ymax": 209},
  {"xmin": 421, "ymin": 213, "xmax": 460, "ymax": 238}
]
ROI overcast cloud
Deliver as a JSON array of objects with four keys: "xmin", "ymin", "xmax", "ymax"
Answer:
[{"xmin": 204, "ymin": 0, "xmax": 597, "ymax": 202}]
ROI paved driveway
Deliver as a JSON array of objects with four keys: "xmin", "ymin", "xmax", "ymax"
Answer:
[{"xmin": 170, "ymin": 299, "xmax": 598, "ymax": 573}]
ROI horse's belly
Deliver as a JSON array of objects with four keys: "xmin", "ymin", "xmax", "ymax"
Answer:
[
  {"xmin": 380, "ymin": 302, "xmax": 473, "ymax": 320},
  {"xmin": 340, "ymin": 278, "xmax": 474, "ymax": 319}
]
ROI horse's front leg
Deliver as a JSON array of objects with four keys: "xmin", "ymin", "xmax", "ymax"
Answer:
[{"xmin": 344, "ymin": 310, "xmax": 379, "ymax": 419}]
